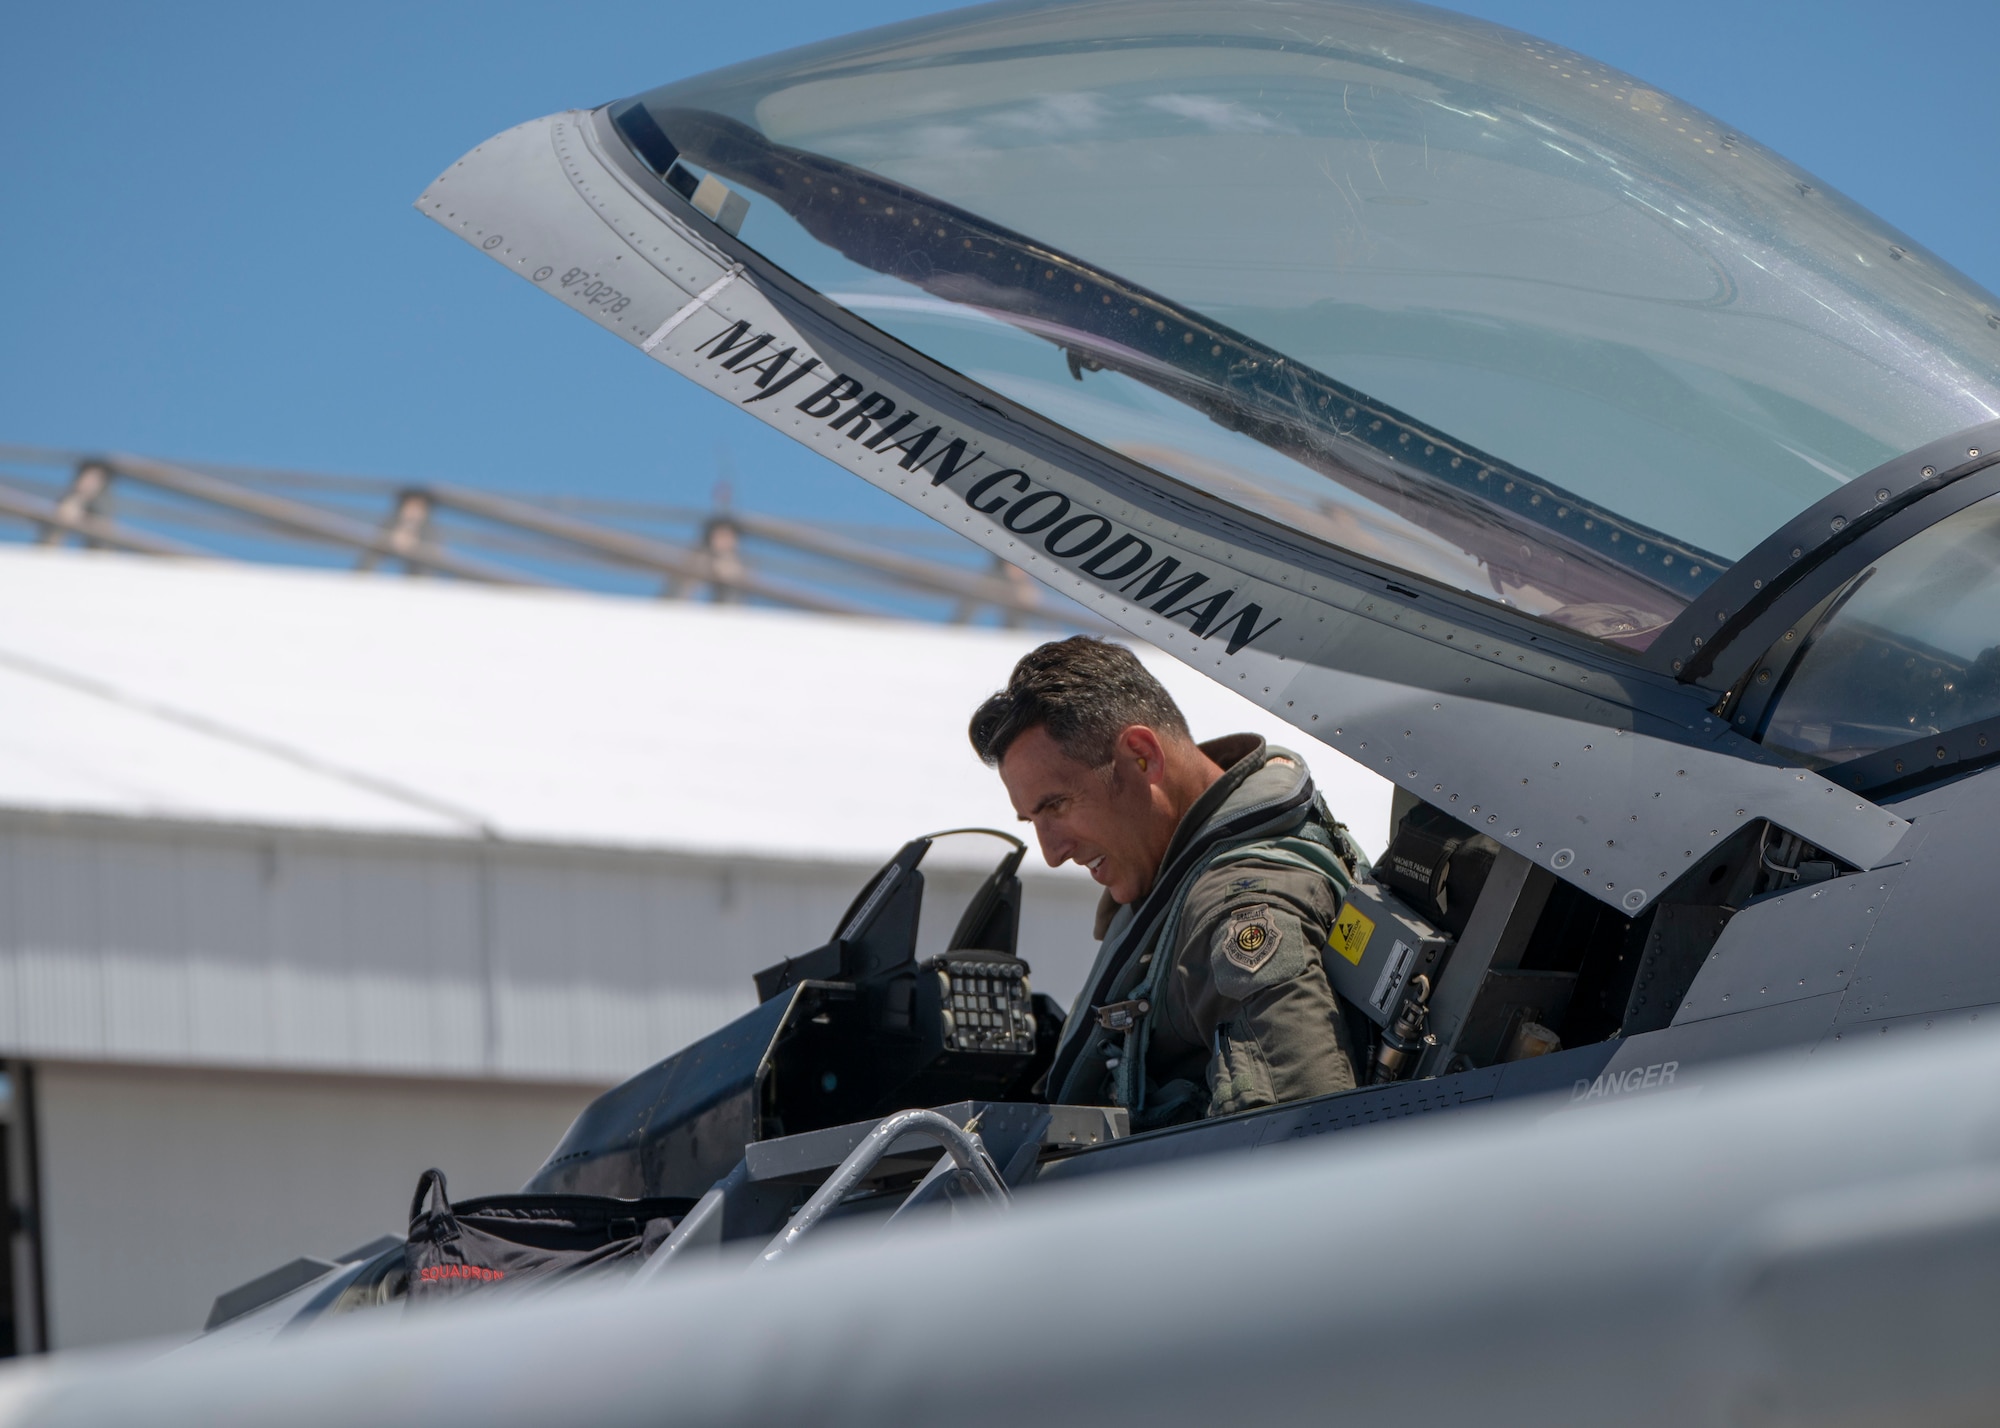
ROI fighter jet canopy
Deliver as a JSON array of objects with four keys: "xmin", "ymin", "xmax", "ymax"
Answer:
[{"xmin": 613, "ymin": 0, "xmax": 2000, "ymax": 653}]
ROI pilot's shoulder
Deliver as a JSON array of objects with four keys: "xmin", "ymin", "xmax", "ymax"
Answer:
[{"xmin": 1183, "ymin": 851, "xmax": 1339, "ymax": 929}]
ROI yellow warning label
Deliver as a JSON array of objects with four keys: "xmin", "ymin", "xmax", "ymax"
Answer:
[{"xmin": 1328, "ymin": 904, "xmax": 1374, "ymax": 966}]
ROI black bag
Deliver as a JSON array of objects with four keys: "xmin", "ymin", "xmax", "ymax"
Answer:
[
  {"xmin": 1372, "ymin": 804, "xmax": 1500, "ymax": 937},
  {"xmin": 404, "ymin": 1168, "xmax": 691, "ymax": 1304}
]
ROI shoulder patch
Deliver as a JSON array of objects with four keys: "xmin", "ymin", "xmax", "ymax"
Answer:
[{"xmin": 1223, "ymin": 905, "xmax": 1280, "ymax": 973}]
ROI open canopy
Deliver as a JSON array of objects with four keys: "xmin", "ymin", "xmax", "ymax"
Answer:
[{"xmin": 616, "ymin": 0, "xmax": 2000, "ymax": 653}]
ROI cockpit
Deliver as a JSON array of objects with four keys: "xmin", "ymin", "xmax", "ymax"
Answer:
[{"xmin": 188, "ymin": 0, "xmax": 2000, "ymax": 1341}]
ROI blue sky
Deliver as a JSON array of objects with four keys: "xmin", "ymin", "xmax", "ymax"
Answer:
[{"xmin": 4, "ymin": 0, "xmax": 1995, "ymax": 529}]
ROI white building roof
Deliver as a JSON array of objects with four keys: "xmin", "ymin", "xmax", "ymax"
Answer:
[{"xmin": 0, "ymin": 546, "xmax": 1391, "ymax": 864}]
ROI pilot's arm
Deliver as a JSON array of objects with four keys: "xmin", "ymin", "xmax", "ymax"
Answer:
[{"xmin": 1165, "ymin": 856, "xmax": 1361, "ymax": 1116}]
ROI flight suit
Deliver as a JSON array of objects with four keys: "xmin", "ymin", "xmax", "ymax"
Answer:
[{"xmin": 1050, "ymin": 734, "xmax": 1364, "ymax": 1129}]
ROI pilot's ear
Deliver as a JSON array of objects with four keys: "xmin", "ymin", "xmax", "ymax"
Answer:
[{"xmin": 1119, "ymin": 724, "xmax": 1168, "ymax": 779}]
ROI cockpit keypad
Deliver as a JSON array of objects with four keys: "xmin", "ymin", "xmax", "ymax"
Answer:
[{"xmin": 934, "ymin": 957, "xmax": 1035, "ymax": 1054}]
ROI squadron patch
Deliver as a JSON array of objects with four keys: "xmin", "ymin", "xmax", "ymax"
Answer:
[{"xmin": 1223, "ymin": 906, "xmax": 1280, "ymax": 973}]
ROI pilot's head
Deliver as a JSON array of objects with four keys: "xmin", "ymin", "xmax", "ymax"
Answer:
[{"xmin": 970, "ymin": 637, "xmax": 1220, "ymax": 905}]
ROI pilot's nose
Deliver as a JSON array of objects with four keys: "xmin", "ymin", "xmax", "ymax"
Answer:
[{"xmin": 1035, "ymin": 821, "xmax": 1070, "ymax": 869}]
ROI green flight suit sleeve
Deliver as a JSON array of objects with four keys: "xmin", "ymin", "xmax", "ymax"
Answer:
[{"xmin": 1173, "ymin": 857, "xmax": 1360, "ymax": 1117}]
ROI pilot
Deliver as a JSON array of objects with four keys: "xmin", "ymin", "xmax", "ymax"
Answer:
[{"xmin": 970, "ymin": 637, "xmax": 1365, "ymax": 1129}]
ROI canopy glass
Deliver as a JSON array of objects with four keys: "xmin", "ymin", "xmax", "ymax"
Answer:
[
  {"xmin": 619, "ymin": 0, "xmax": 2000, "ymax": 651},
  {"xmin": 1763, "ymin": 493, "xmax": 2000, "ymax": 769}
]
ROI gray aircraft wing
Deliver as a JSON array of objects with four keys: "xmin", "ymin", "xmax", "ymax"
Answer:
[{"xmin": 3, "ymin": 1023, "xmax": 1998, "ymax": 1426}]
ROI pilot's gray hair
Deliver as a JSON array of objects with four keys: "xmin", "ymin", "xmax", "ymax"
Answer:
[{"xmin": 969, "ymin": 636, "xmax": 1191, "ymax": 768}]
